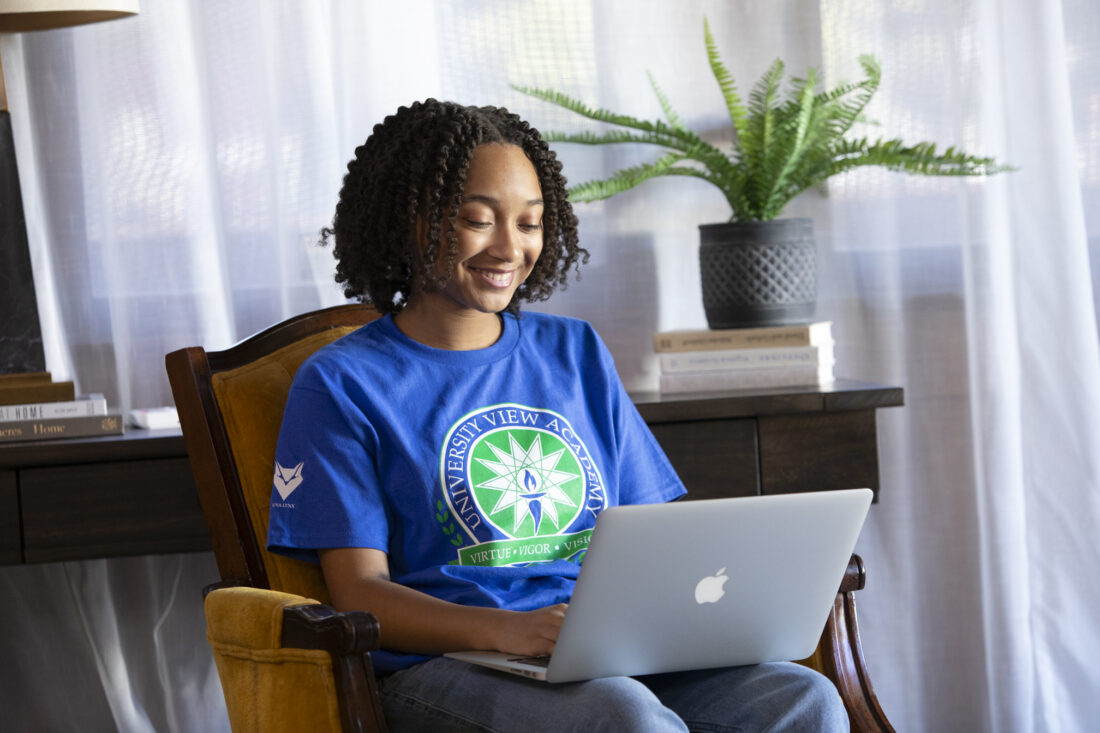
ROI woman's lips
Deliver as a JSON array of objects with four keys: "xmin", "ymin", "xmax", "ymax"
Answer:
[{"xmin": 469, "ymin": 266, "xmax": 516, "ymax": 288}]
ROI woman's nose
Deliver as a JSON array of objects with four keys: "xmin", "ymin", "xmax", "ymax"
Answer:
[{"xmin": 486, "ymin": 224, "xmax": 523, "ymax": 261}]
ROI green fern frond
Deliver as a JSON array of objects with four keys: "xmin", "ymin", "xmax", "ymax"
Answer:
[
  {"xmin": 647, "ymin": 71, "xmax": 684, "ymax": 130},
  {"xmin": 741, "ymin": 59, "xmax": 785, "ymax": 213},
  {"xmin": 543, "ymin": 127, "xmax": 707, "ymax": 156},
  {"xmin": 703, "ymin": 16, "xmax": 749, "ymax": 144},
  {"xmin": 515, "ymin": 85, "xmax": 720, "ymax": 155},
  {"xmin": 824, "ymin": 55, "xmax": 881, "ymax": 141},
  {"xmin": 543, "ymin": 130, "xmax": 665, "ymax": 146},
  {"xmin": 760, "ymin": 69, "xmax": 818, "ymax": 219},
  {"xmin": 532, "ymin": 107, "xmax": 738, "ymax": 186},
  {"xmin": 511, "ymin": 85, "xmax": 663, "ymax": 134},
  {"xmin": 661, "ymin": 165, "xmax": 745, "ymax": 212},
  {"xmin": 831, "ymin": 137, "xmax": 1014, "ymax": 176},
  {"xmin": 567, "ymin": 153, "xmax": 690, "ymax": 202}
]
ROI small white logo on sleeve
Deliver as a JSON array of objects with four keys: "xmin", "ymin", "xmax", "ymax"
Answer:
[
  {"xmin": 273, "ymin": 461, "xmax": 304, "ymax": 500},
  {"xmin": 694, "ymin": 567, "xmax": 729, "ymax": 605}
]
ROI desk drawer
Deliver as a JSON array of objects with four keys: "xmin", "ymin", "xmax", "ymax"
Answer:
[
  {"xmin": 0, "ymin": 470, "xmax": 20, "ymax": 564},
  {"xmin": 20, "ymin": 457, "xmax": 210, "ymax": 563},
  {"xmin": 758, "ymin": 410, "xmax": 880, "ymax": 499},
  {"xmin": 649, "ymin": 418, "xmax": 759, "ymax": 499}
]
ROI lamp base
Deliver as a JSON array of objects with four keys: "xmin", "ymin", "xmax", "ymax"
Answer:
[{"xmin": 1, "ymin": 109, "xmax": 46, "ymax": 374}]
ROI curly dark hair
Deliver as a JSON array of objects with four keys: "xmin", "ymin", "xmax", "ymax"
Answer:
[{"xmin": 322, "ymin": 99, "xmax": 587, "ymax": 315}]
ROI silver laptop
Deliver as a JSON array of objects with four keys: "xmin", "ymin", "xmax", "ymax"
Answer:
[{"xmin": 445, "ymin": 488, "xmax": 872, "ymax": 683}]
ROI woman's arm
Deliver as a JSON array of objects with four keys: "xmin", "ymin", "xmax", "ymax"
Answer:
[{"xmin": 319, "ymin": 547, "xmax": 566, "ymax": 657}]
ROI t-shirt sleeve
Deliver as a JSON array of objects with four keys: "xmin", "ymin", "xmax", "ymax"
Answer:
[
  {"xmin": 591, "ymin": 327, "xmax": 687, "ymax": 506},
  {"xmin": 266, "ymin": 362, "xmax": 390, "ymax": 563}
]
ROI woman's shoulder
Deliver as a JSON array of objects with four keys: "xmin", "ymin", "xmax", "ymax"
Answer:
[
  {"xmin": 293, "ymin": 316, "xmax": 393, "ymax": 383},
  {"xmin": 513, "ymin": 311, "xmax": 610, "ymax": 362},
  {"xmin": 515, "ymin": 310, "xmax": 599, "ymax": 340}
]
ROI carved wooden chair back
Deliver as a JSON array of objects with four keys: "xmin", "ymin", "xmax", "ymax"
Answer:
[
  {"xmin": 166, "ymin": 304, "xmax": 386, "ymax": 733},
  {"xmin": 166, "ymin": 303, "xmax": 379, "ymax": 597}
]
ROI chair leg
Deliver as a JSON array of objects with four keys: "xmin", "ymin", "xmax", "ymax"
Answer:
[{"xmin": 330, "ymin": 653, "xmax": 389, "ymax": 733}]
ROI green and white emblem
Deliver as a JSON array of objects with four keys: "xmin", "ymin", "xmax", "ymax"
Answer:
[
  {"xmin": 471, "ymin": 428, "xmax": 582, "ymax": 537},
  {"xmin": 440, "ymin": 404, "xmax": 606, "ymax": 566}
]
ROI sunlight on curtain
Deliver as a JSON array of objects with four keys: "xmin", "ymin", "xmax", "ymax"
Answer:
[{"xmin": 0, "ymin": 1, "xmax": 1097, "ymax": 731}]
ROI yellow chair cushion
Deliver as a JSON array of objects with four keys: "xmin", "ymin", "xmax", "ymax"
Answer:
[
  {"xmin": 211, "ymin": 326, "xmax": 360, "ymax": 604},
  {"xmin": 205, "ymin": 586, "xmax": 342, "ymax": 733}
]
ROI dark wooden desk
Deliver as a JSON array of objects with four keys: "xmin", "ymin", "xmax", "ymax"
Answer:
[
  {"xmin": 635, "ymin": 379, "xmax": 903, "ymax": 502},
  {"xmin": 0, "ymin": 379, "xmax": 902, "ymax": 565},
  {"xmin": 0, "ymin": 428, "xmax": 208, "ymax": 564}
]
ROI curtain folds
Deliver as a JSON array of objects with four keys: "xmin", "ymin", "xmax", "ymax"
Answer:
[{"xmin": 1, "ymin": 1, "xmax": 1097, "ymax": 730}]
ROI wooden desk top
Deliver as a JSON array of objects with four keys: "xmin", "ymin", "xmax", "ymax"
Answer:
[
  {"xmin": 0, "ymin": 379, "xmax": 902, "ymax": 469},
  {"xmin": 0, "ymin": 380, "xmax": 902, "ymax": 564},
  {"xmin": 631, "ymin": 378, "xmax": 903, "ymax": 423},
  {"xmin": 0, "ymin": 426, "xmax": 186, "ymax": 469}
]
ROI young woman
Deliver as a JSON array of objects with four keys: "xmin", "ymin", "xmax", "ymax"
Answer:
[{"xmin": 267, "ymin": 99, "xmax": 847, "ymax": 732}]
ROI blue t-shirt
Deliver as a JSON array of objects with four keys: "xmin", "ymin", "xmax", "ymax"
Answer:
[{"xmin": 267, "ymin": 311, "xmax": 685, "ymax": 672}]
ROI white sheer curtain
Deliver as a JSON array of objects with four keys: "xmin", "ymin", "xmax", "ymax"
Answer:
[{"xmin": 1, "ymin": 1, "xmax": 1097, "ymax": 730}]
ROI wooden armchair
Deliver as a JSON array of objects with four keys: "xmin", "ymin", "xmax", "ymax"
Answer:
[
  {"xmin": 167, "ymin": 304, "xmax": 386, "ymax": 733},
  {"xmin": 166, "ymin": 303, "xmax": 894, "ymax": 733}
]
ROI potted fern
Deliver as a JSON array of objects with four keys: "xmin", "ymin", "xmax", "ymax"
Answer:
[{"xmin": 516, "ymin": 19, "xmax": 1011, "ymax": 328}]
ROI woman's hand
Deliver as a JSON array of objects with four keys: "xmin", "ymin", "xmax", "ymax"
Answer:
[
  {"xmin": 320, "ymin": 546, "xmax": 570, "ymax": 656},
  {"xmin": 489, "ymin": 603, "xmax": 568, "ymax": 657}
]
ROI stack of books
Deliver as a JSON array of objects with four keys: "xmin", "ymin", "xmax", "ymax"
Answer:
[
  {"xmin": 0, "ymin": 372, "xmax": 121, "ymax": 444},
  {"xmin": 653, "ymin": 321, "xmax": 835, "ymax": 394}
]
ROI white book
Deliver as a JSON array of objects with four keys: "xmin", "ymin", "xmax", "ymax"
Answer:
[
  {"xmin": 659, "ymin": 364, "xmax": 835, "ymax": 394},
  {"xmin": 0, "ymin": 394, "xmax": 109, "ymax": 422},
  {"xmin": 654, "ymin": 321, "xmax": 832, "ymax": 353},
  {"xmin": 659, "ymin": 342, "xmax": 834, "ymax": 374}
]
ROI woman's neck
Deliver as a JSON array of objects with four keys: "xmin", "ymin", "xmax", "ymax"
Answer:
[{"xmin": 393, "ymin": 296, "xmax": 504, "ymax": 351}]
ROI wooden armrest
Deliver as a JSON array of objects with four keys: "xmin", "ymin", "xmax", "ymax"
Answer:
[
  {"xmin": 203, "ymin": 579, "xmax": 381, "ymax": 655},
  {"xmin": 203, "ymin": 580, "xmax": 389, "ymax": 732},
  {"xmin": 282, "ymin": 603, "xmax": 381, "ymax": 656},
  {"xmin": 840, "ymin": 554, "xmax": 866, "ymax": 594},
  {"xmin": 281, "ymin": 602, "xmax": 387, "ymax": 731}
]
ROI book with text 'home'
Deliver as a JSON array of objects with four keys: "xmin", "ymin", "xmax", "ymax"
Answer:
[
  {"xmin": 658, "ymin": 362, "xmax": 835, "ymax": 394},
  {"xmin": 0, "ymin": 414, "xmax": 124, "ymax": 444},
  {"xmin": 0, "ymin": 394, "xmax": 108, "ymax": 422},
  {"xmin": 653, "ymin": 321, "xmax": 832, "ymax": 353},
  {"xmin": 658, "ymin": 342, "xmax": 834, "ymax": 374}
]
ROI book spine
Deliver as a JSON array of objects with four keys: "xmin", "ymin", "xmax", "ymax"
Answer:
[
  {"xmin": 0, "ymin": 371, "xmax": 52, "ymax": 385},
  {"xmin": 658, "ymin": 344, "xmax": 833, "ymax": 373},
  {"xmin": 653, "ymin": 322, "xmax": 831, "ymax": 353},
  {"xmin": 0, "ymin": 414, "xmax": 124, "ymax": 444},
  {"xmin": 0, "ymin": 395, "xmax": 108, "ymax": 422},
  {"xmin": 659, "ymin": 365, "xmax": 835, "ymax": 394},
  {"xmin": 0, "ymin": 381, "xmax": 77, "ymax": 406}
]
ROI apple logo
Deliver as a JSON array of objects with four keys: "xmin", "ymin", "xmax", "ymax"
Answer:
[{"xmin": 694, "ymin": 567, "xmax": 729, "ymax": 605}]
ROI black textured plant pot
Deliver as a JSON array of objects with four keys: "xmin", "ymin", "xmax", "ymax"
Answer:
[{"xmin": 698, "ymin": 218, "xmax": 816, "ymax": 329}]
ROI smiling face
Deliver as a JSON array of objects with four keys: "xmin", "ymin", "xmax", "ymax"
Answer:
[
  {"xmin": 439, "ymin": 143, "xmax": 545, "ymax": 314},
  {"xmin": 397, "ymin": 143, "xmax": 545, "ymax": 348}
]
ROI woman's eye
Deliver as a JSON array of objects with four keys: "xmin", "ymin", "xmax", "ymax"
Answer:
[
  {"xmin": 462, "ymin": 218, "xmax": 491, "ymax": 228},
  {"xmin": 520, "ymin": 222, "xmax": 543, "ymax": 232}
]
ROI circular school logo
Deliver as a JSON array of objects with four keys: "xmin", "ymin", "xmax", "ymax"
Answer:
[
  {"xmin": 471, "ymin": 427, "xmax": 583, "ymax": 537},
  {"xmin": 439, "ymin": 404, "xmax": 606, "ymax": 566}
]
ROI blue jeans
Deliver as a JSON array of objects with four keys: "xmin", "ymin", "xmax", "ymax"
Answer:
[{"xmin": 380, "ymin": 657, "xmax": 849, "ymax": 732}]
